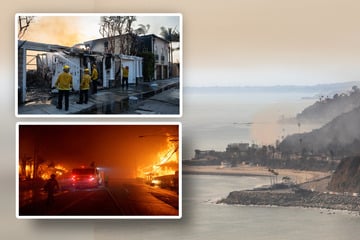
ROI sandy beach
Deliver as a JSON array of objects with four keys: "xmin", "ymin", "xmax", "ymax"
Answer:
[{"xmin": 183, "ymin": 165, "xmax": 330, "ymax": 187}]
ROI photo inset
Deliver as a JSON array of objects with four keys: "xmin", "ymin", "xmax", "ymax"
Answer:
[
  {"xmin": 16, "ymin": 13, "xmax": 182, "ymax": 117},
  {"xmin": 17, "ymin": 123, "xmax": 181, "ymax": 219}
]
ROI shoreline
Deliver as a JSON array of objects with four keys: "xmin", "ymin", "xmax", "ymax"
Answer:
[
  {"xmin": 183, "ymin": 169, "xmax": 269, "ymax": 178},
  {"xmin": 183, "ymin": 165, "xmax": 360, "ymax": 214},
  {"xmin": 183, "ymin": 165, "xmax": 330, "ymax": 186},
  {"xmin": 217, "ymin": 189, "xmax": 360, "ymax": 214}
]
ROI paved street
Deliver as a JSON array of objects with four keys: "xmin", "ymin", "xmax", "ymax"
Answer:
[
  {"xmin": 17, "ymin": 78, "xmax": 180, "ymax": 115},
  {"xmin": 125, "ymin": 87, "xmax": 180, "ymax": 115},
  {"xmin": 18, "ymin": 178, "xmax": 179, "ymax": 217}
]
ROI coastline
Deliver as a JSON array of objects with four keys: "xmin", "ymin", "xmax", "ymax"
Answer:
[
  {"xmin": 217, "ymin": 189, "xmax": 360, "ymax": 214},
  {"xmin": 183, "ymin": 165, "xmax": 360, "ymax": 214},
  {"xmin": 183, "ymin": 165, "xmax": 330, "ymax": 186}
]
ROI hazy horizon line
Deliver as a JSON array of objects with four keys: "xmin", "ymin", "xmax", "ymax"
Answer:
[{"xmin": 184, "ymin": 80, "xmax": 359, "ymax": 89}]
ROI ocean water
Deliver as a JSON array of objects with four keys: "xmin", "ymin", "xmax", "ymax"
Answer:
[
  {"xmin": 180, "ymin": 175, "xmax": 360, "ymax": 240},
  {"xmin": 94, "ymin": 174, "xmax": 360, "ymax": 240},
  {"xmin": 90, "ymin": 87, "xmax": 360, "ymax": 239},
  {"xmin": 182, "ymin": 87, "xmax": 321, "ymax": 159}
]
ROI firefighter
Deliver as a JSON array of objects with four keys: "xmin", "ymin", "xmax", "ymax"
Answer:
[
  {"xmin": 44, "ymin": 174, "xmax": 59, "ymax": 205},
  {"xmin": 122, "ymin": 65, "xmax": 129, "ymax": 89},
  {"xmin": 77, "ymin": 68, "xmax": 91, "ymax": 104},
  {"xmin": 55, "ymin": 65, "xmax": 73, "ymax": 111},
  {"xmin": 91, "ymin": 63, "xmax": 98, "ymax": 94}
]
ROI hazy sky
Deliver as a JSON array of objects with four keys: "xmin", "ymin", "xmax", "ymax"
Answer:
[
  {"xmin": 78, "ymin": 15, "xmax": 180, "ymax": 41},
  {"xmin": 21, "ymin": 14, "xmax": 180, "ymax": 46},
  {"xmin": 182, "ymin": 1, "xmax": 360, "ymax": 87},
  {"xmin": 14, "ymin": 2, "xmax": 360, "ymax": 87}
]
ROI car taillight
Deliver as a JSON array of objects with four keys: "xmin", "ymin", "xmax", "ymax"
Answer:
[{"xmin": 89, "ymin": 175, "xmax": 95, "ymax": 182}]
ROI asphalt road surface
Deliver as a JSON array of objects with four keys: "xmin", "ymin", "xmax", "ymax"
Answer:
[
  {"xmin": 127, "ymin": 87, "xmax": 180, "ymax": 114},
  {"xmin": 19, "ymin": 178, "xmax": 179, "ymax": 217}
]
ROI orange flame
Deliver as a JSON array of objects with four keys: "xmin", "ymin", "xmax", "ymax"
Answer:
[
  {"xmin": 139, "ymin": 134, "xmax": 178, "ymax": 179},
  {"xmin": 38, "ymin": 163, "xmax": 68, "ymax": 180}
]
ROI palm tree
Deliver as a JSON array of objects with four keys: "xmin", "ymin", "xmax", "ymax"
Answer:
[
  {"xmin": 135, "ymin": 24, "xmax": 150, "ymax": 35},
  {"xmin": 160, "ymin": 26, "xmax": 180, "ymax": 42},
  {"xmin": 160, "ymin": 26, "xmax": 180, "ymax": 77}
]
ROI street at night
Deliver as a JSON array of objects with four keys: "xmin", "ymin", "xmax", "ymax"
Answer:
[
  {"xmin": 17, "ymin": 124, "xmax": 180, "ymax": 218},
  {"xmin": 19, "ymin": 178, "xmax": 179, "ymax": 217}
]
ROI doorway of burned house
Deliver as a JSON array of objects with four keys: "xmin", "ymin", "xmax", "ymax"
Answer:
[
  {"xmin": 114, "ymin": 58, "xmax": 122, "ymax": 88},
  {"xmin": 23, "ymin": 50, "xmax": 52, "ymax": 103}
]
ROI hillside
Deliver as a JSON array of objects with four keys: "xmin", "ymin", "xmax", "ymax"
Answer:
[
  {"xmin": 279, "ymin": 106, "xmax": 360, "ymax": 157},
  {"xmin": 296, "ymin": 85, "xmax": 360, "ymax": 124},
  {"xmin": 328, "ymin": 156, "xmax": 360, "ymax": 193}
]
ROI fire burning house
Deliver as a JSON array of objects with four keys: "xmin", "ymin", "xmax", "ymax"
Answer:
[{"xmin": 140, "ymin": 138, "xmax": 179, "ymax": 191}]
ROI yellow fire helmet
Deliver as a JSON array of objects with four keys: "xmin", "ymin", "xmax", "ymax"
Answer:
[
  {"xmin": 84, "ymin": 68, "xmax": 89, "ymax": 73},
  {"xmin": 63, "ymin": 65, "xmax": 70, "ymax": 70}
]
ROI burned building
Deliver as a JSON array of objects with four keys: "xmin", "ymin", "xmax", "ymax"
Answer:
[{"xmin": 17, "ymin": 40, "xmax": 143, "ymax": 104}]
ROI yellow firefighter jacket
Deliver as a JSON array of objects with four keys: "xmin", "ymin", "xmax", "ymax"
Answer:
[
  {"xmin": 80, "ymin": 74, "xmax": 91, "ymax": 90},
  {"xmin": 91, "ymin": 68, "xmax": 98, "ymax": 81},
  {"xmin": 123, "ymin": 67, "xmax": 129, "ymax": 78},
  {"xmin": 55, "ymin": 72, "xmax": 73, "ymax": 90}
]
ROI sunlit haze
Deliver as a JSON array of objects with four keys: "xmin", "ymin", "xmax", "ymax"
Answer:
[{"xmin": 21, "ymin": 14, "xmax": 180, "ymax": 46}]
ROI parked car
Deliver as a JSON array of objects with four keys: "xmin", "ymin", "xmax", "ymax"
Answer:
[
  {"xmin": 57, "ymin": 172, "xmax": 73, "ymax": 190},
  {"xmin": 71, "ymin": 167, "xmax": 102, "ymax": 189}
]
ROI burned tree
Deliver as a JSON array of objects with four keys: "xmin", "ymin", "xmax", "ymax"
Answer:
[
  {"xmin": 18, "ymin": 16, "xmax": 34, "ymax": 39},
  {"xmin": 99, "ymin": 16, "xmax": 138, "ymax": 55}
]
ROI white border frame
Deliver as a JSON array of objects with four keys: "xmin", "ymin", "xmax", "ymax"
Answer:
[
  {"xmin": 15, "ymin": 13, "xmax": 183, "ymax": 118},
  {"xmin": 16, "ymin": 122, "xmax": 182, "ymax": 219}
]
